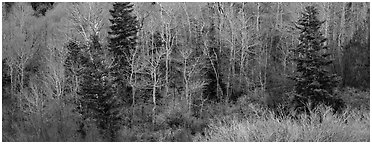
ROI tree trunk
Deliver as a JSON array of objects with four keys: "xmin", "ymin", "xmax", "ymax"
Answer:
[
  {"xmin": 159, "ymin": 3, "xmax": 169, "ymax": 102},
  {"xmin": 131, "ymin": 86, "xmax": 135, "ymax": 126},
  {"xmin": 239, "ymin": 2, "xmax": 246, "ymax": 88},
  {"xmin": 183, "ymin": 56, "xmax": 190, "ymax": 112},
  {"xmin": 338, "ymin": 2, "xmax": 346, "ymax": 79},
  {"xmin": 257, "ymin": 2, "xmax": 260, "ymax": 32},
  {"xmin": 227, "ymin": 4, "xmax": 234, "ymax": 103},
  {"xmin": 152, "ymin": 68, "xmax": 157, "ymax": 124}
]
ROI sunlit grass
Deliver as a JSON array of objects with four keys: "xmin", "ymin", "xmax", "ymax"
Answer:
[{"xmin": 194, "ymin": 105, "xmax": 369, "ymax": 142}]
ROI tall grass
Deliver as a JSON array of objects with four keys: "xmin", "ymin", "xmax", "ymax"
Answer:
[{"xmin": 194, "ymin": 105, "xmax": 369, "ymax": 142}]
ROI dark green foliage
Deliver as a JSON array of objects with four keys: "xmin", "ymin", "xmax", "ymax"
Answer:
[
  {"xmin": 30, "ymin": 2, "xmax": 54, "ymax": 16},
  {"xmin": 2, "ymin": 2, "xmax": 369, "ymax": 142},
  {"xmin": 342, "ymin": 28, "xmax": 370, "ymax": 90},
  {"xmin": 338, "ymin": 87, "xmax": 369, "ymax": 110},
  {"xmin": 64, "ymin": 41, "xmax": 88, "ymax": 140},
  {"xmin": 291, "ymin": 6, "xmax": 343, "ymax": 113},
  {"xmin": 65, "ymin": 42, "xmax": 82, "ymax": 67},
  {"xmin": 264, "ymin": 31, "xmax": 295, "ymax": 111},
  {"xmin": 77, "ymin": 35, "xmax": 123, "ymax": 141},
  {"xmin": 3, "ymin": 2, "xmax": 15, "ymax": 18},
  {"xmin": 64, "ymin": 41, "xmax": 83, "ymax": 94},
  {"xmin": 149, "ymin": 31, "xmax": 166, "ymax": 54},
  {"xmin": 107, "ymin": 2, "xmax": 139, "ymax": 108},
  {"xmin": 166, "ymin": 111, "xmax": 188, "ymax": 129},
  {"xmin": 2, "ymin": 59, "xmax": 11, "ymax": 91},
  {"xmin": 203, "ymin": 9, "xmax": 227, "ymax": 102},
  {"xmin": 108, "ymin": 2, "xmax": 139, "ymax": 83},
  {"xmin": 165, "ymin": 111, "xmax": 207, "ymax": 137}
]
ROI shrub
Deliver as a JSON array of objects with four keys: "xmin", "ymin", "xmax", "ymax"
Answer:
[
  {"xmin": 337, "ymin": 87, "xmax": 369, "ymax": 110},
  {"xmin": 194, "ymin": 105, "xmax": 369, "ymax": 142}
]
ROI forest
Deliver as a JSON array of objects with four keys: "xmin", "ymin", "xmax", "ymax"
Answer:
[{"xmin": 2, "ymin": 2, "xmax": 370, "ymax": 142}]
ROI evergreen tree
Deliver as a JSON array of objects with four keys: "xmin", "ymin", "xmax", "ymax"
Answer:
[
  {"xmin": 77, "ymin": 35, "xmax": 123, "ymax": 141},
  {"xmin": 64, "ymin": 41, "xmax": 87, "ymax": 139},
  {"xmin": 291, "ymin": 6, "xmax": 343, "ymax": 112},
  {"xmin": 108, "ymin": 2, "xmax": 139, "ymax": 87},
  {"xmin": 30, "ymin": 2, "xmax": 54, "ymax": 16},
  {"xmin": 64, "ymin": 41, "xmax": 83, "ymax": 94}
]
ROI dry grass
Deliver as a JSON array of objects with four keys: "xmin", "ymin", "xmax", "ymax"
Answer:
[{"xmin": 194, "ymin": 105, "xmax": 370, "ymax": 142}]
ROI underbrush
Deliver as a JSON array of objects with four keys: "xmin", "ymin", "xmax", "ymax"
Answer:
[
  {"xmin": 194, "ymin": 104, "xmax": 370, "ymax": 142},
  {"xmin": 3, "ymin": 88, "xmax": 369, "ymax": 142},
  {"xmin": 116, "ymin": 98, "xmax": 208, "ymax": 142},
  {"xmin": 337, "ymin": 87, "xmax": 369, "ymax": 110}
]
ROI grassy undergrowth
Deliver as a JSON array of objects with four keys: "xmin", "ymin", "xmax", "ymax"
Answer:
[
  {"xmin": 193, "ymin": 105, "xmax": 369, "ymax": 142},
  {"xmin": 3, "ymin": 88, "xmax": 369, "ymax": 142}
]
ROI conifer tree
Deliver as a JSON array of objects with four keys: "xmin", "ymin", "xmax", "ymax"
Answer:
[
  {"xmin": 64, "ymin": 41, "xmax": 87, "ymax": 139},
  {"xmin": 77, "ymin": 35, "xmax": 122, "ymax": 141},
  {"xmin": 108, "ymin": 2, "xmax": 139, "ymax": 90},
  {"xmin": 64, "ymin": 41, "xmax": 83, "ymax": 94},
  {"xmin": 291, "ymin": 6, "xmax": 342, "ymax": 112}
]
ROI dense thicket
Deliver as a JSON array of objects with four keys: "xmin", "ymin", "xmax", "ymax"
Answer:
[{"xmin": 2, "ymin": 2, "xmax": 369, "ymax": 142}]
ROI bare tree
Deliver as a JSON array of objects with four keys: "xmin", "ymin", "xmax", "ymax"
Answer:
[
  {"xmin": 179, "ymin": 48, "xmax": 207, "ymax": 114},
  {"xmin": 2, "ymin": 3, "xmax": 39, "ymax": 114},
  {"xmin": 158, "ymin": 3, "xmax": 174, "ymax": 103},
  {"xmin": 67, "ymin": 2, "xmax": 108, "ymax": 44},
  {"xmin": 137, "ymin": 28, "xmax": 167, "ymax": 123}
]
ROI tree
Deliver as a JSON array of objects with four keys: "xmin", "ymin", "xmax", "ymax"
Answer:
[
  {"xmin": 144, "ymin": 38, "xmax": 166, "ymax": 124},
  {"xmin": 291, "ymin": 6, "xmax": 343, "ymax": 113},
  {"xmin": 134, "ymin": 30, "xmax": 167, "ymax": 124},
  {"xmin": 178, "ymin": 46, "xmax": 207, "ymax": 116},
  {"xmin": 107, "ymin": 2, "xmax": 140, "ymax": 128},
  {"xmin": 64, "ymin": 41, "xmax": 87, "ymax": 139},
  {"xmin": 77, "ymin": 35, "xmax": 122, "ymax": 141},
  {"xmin": 108, "ymin": 2, "xmax": 139, "ymax": 83},
  {"xmin": 68, "ymin": 2, "xmax": 109, "ymax": 44},
  {"xmin": 2, "ymin": 2, "xmax": 39, "ymax": 124},
  {"xmin": 203, "ymin": 3, "xmax": 227, "ymax": 102},
  {"xmin": 30, "ymin": 2, "xmax": 54, "ymax": 16}
]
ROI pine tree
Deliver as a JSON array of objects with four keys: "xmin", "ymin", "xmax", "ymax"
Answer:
[
  {"xmin": 64, "ymin": 41, "xmax": 83, "ymax": 94},
  {"xmin": 107, "ymin": 2, "xmax": 139, "ymax": 128},
  {"xmin": 77, "ymin": 35, "xmax": 122, "ymax": 141},
  {"xmin": 108, "ymin": 2, "xmax": 139, "ymax": 86},
  {"xmin": 64, "ymin": 41, "xmax": 87, "ymax": 139},
  {"xmin": 291, "ymin": 6, "xmax": 342, "ymax": 112}
]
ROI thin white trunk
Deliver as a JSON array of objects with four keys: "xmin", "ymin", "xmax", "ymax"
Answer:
[
  {"xmin": 159, "ymin": 3, "xmax": 169, "ymax": 99},
  {"xmin": 183, "ymin": 57, "xmax": 190, "ymax": 112},
  {"xmin": 239, "ymin": 2, "xmax": 246, "ymax": 86}
]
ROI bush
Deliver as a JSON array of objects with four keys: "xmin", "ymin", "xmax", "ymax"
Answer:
[
  {"xmin": 337, "ymin": 87, "xmax": 369, "ymax": 110},
  {"xmin": 194, "ymin": 105, "xmax": 369, "ymax": 142}
]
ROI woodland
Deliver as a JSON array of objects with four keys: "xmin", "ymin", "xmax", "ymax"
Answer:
[{"xmin": 2, "ymin": 2, "xmax": 370, "ymax": 142}]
